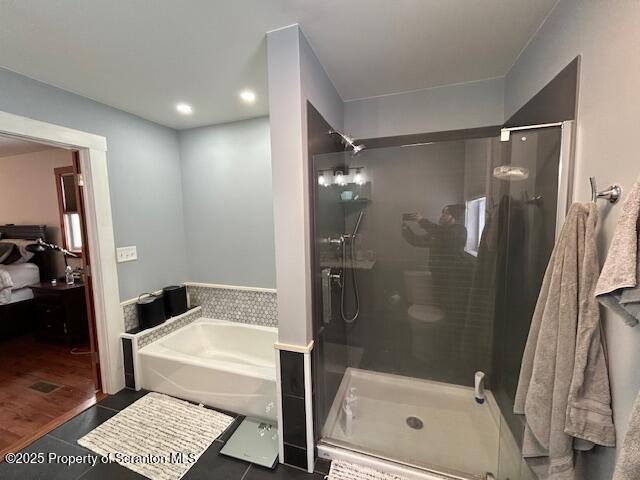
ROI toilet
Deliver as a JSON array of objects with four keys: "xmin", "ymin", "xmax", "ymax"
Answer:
[{"xmin": 404, "ymin": 270, "xmax": 444, "ymax": 362}]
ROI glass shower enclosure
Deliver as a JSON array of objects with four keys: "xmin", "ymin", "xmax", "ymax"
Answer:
[{"xmin": 311, "ymin": 123, "xmax": 573, "ymax": 480}]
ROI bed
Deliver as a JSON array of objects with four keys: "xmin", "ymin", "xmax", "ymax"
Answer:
[
  {"xmin": 0, "ymin": 225, "xmax": 52, "ymax": 339},
  {"xmin": 1, "ymin": 263, "xmax": 40, "ymax": 303}
]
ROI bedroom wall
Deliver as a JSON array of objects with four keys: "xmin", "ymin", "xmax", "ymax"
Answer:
[
  {"xmin": 504, "ymin": 1, "xmax": 640, "ymax": 477},
  {"xmin": 0, "ymin": 147, "xmax": 75, "ymax": 277},
  {"xmin": 0, "ymin": 67, "xmax": 188, "ymax": 301},
  {"xmin": 178, "ymin": 116, "xmax": 275, "ymax": 288}
]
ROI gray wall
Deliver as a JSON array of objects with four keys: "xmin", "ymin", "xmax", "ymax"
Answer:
[
  {"xmin": 178, "ymin": 117, "xmax": 275, "ymax": 287},
  {"xmin": 505, "ymin": 1, "xmax": 640, "ymax": 477},
  {"xmin": 0, "ymin": 67, "xmax": 188, "ymax": 301},
  {"xmin": 345, "ymin": 77, "xmax": 504, "ymax": 139}
]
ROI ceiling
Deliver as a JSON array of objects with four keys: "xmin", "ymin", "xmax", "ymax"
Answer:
[
  {"xmin": 0, "ymin": 0, "xmax": 557, "ymax": 130},
  {"xmin": 0, "ymin": 135, "xmax": 57, "ymax": 158}
]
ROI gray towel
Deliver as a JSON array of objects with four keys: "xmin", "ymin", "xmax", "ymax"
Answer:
[
  {"xmin": 613, "ymin": 393, "xmax": 640, "ymax": 480},
  {"xmin": 515, "ymin": 203, "xmax": 615, "ymax": 479},
  {"xmin": 596, "ymin": 176, "xmax": 640, "ymax": 326}
]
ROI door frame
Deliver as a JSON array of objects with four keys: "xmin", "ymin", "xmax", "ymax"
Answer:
[
  {"xmin": 0, "ymin": 110, "xmax": 123, "ymax": 394},
  {"xmin": 500, "ymin": 120, "xmax": 575, "ymax": 238}
]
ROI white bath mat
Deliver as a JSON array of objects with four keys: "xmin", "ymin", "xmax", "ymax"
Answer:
[
  {"xmin": 78, "ymin": 392, "xmax": 234, "ymax": 480},
  {"xmin": 328, "ymin": 461, "xmax": 410, "ymax": 480}
]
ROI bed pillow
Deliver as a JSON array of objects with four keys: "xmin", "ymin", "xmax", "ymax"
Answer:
[
  {"xmin": 0, "ymin": 242, "xmax": 15, "ymax": 263},
  {"xmin": 0, "ymin": 238, "xmax": 35, "ymax": 264}
]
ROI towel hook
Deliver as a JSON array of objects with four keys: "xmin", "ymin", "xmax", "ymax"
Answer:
[{"xmin": 590, "ymin": 176, "xmax": 622, "ymax": 204}]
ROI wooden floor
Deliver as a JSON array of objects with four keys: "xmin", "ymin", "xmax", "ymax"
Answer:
[{"xmin": 0, "ymin": 336, "xmax": 97, "ymax": 456}]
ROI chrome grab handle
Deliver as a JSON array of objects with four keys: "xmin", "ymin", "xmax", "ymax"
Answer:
[
  {"xmin": 321, "ymin": 268, "xmax": 332, "ymax": 324},
  {"xmin": 321, "ymin": 268, "xmax": 341, "ymax": 324}
]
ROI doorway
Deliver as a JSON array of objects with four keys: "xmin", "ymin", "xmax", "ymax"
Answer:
[
  {"xmin": 0, "ymin": 136, "xmax": 103, "ymax": 456},
  {"xmin": 0, "ymin": 110, "xmax": 122, "ymax": 458}
]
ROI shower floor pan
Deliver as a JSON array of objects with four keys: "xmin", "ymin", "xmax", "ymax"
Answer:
[{"xmin": 319, "ymin": 368, "xmax": 500, "ymax": 480}]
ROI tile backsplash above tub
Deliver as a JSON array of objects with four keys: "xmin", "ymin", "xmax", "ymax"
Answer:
[
  {"xmin": 123, "ymin": 302, "xmax": 139, "ymax": 331},
  {"xmin": 186, "ymin": 284, "xmax": 277, "ymax": 327},
  {"xmin": 121, "ymin": 283, "xmax": 278, "ymax": 332}
]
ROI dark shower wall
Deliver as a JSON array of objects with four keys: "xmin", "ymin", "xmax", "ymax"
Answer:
[
  {"xmin": 307, "ymin": 103, "xmax": 350, "ymax": 442},
  {"xmin": 341, "ymin": 141, "xmax": 468, "ymax": 383},
  {"xmin": 310, "ymin": 121, "xmax": 563, "ymax": 454},
  {"xmin": 313, "ymin": 136, "xmax": 506, "ymax": 393},
  {"xmin": 352, "ymin": 142, "xmax": 466, "ymax": 266},
  {"xmin": 491, "ymin": 127, "xmax": 562, "ymax": 443}
]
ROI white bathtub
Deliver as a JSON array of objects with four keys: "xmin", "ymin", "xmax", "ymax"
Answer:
[{"xmin": 138, "ymin": 318, "xmax": 278, "ymax": 421}]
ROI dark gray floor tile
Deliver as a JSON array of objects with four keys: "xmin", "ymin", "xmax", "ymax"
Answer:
[
  {"xmin": 244, "ymin": 463, "xmax": 324, "ymax": 480},
  {"xmin": 97, "ymin": 389, "xmax": 148, "ymax": 411},
  {"xmin": 183, "ymin": 441, "xmax": 250, "ymax": 480},
  {"xmin": 216, "ymin": 415, "xmax": 245, "ymax": 444},
  {"xmin": 0, "ymin": 436, "xmax": 93, "ymax": 480},
  {"xmin": 77, "ymin": 461, "xmax": 146, "ymax": 479},
  {"xmin": 314, "ymin": 458, "xmax": 331, "ymax": 475},
  {"xmin": 48, "ymin": 406, "xmax": 116, "ymax": 445}
]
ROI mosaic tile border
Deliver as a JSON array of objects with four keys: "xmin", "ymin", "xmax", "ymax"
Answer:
[
  {"xmin": 136, "ymin": 306, "xmax": 202, "ymax": 349},
  {"xmin": 123, "ymin": 302, "xmax": 139, "ymax": 331},
  {"xmin": 121, "ymin": 283, "xmax": 278, "ymax": 331},
  {"xmin": 186, "ymin": 284, "xmax": 278, "ymax": 327}
]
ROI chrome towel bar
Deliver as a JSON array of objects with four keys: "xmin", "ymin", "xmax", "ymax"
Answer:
[{"xmin": 590, "ymin": 176, "xmax": 621, "ymax": 204}]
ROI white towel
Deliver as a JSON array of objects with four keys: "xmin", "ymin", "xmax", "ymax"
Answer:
[
  {"xmin": 0, "ymin": 266, "xmax": 13, "ymax": 304},
  {"xmin": 596, "ymin": 176, "xmax": 640, "ymax": 326}
]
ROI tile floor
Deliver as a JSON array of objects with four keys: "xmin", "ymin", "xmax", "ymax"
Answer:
[{"xmin": 0, "ymin": 389, "xmax": 329, "ymax": 480}]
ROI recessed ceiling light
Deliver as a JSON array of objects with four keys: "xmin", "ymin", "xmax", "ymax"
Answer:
[
  {"xmin": 176, "ymin": 103, "xmax": 193, "ymax": 115},
  {"xmin": 239, "ymin": 90, "xmax": 256, "ymax": 104}
]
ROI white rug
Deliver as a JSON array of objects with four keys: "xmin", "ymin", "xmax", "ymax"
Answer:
[
  {"xmin": 78, "ymin": 392, "xmax": 234, "ymax": 480},
  {"xmin": 328, "ymin": 461, "xmax": 411, "ymax": 480}
]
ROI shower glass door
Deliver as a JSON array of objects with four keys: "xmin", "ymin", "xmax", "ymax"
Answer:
[{"xmin": 311, "ymin": 125, "xmax": 568, "ymax": 479}]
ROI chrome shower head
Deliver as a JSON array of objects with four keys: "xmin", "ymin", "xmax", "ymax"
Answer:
[
  {"xmin": 329, "ymin": 130, "xmax": 366, "ymax": 156},
  {"xmin": 351, "ymin": 143, "xmax": 366, "ymax": 156}
]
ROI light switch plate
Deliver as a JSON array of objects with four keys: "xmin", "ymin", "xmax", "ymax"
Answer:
[{"xmin": 116, "ymin": 246, "xmax": 137, "ymax": 263}]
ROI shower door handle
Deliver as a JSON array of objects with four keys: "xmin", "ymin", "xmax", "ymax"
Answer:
[{"xmin": 321, "ymin": 268, "xmax": 335, "ymax": 324}]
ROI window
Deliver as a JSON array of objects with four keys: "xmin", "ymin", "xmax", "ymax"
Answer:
[
  {"xmin": 63, "ymin": 212, "xmax": 83, "ymax": 252},
  {"xmin": 464, "ymin": 196, "xmax": 486, "ymax": 257},
  {"xmin": 54, "ymin": 166, "xmax": 83, "ymax": 254}
]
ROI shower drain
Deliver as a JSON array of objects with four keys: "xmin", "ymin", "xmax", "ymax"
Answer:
[{"xmin": 406, "ymin": 416, "xmax": 424, "ymax": 430}]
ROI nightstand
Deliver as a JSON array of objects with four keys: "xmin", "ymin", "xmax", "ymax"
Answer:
[{"xmin": 30, "ymin": 282, "xmax": 89, "ymax": 345}]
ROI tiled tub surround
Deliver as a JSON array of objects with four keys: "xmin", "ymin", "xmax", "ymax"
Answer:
[
  {"xmin": 276, "ymin": 343, "xmax": 315, "ymax": 472},
  {"xmin": 186, "ymin": 283, "xmax": 278, "ymax": 327},
  {"xmin": 137, "ymin": 307, "xmax": 203, "ymax": 348},
  {"xmin": 120, "ymin": 306, "xmax": 203, "ymax": 389},
  {"xmin": 122, "ymin": 301, "xmax": 139, "ymax": 331},
  {"xmin": 121, "ymin": 283, "xmax": 278, "ymax": 331}
]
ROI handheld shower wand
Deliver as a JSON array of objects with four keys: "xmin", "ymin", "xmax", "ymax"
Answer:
[{"xmin": 341, "ymin": 210, "xmax": 365, "ymax": 323}]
